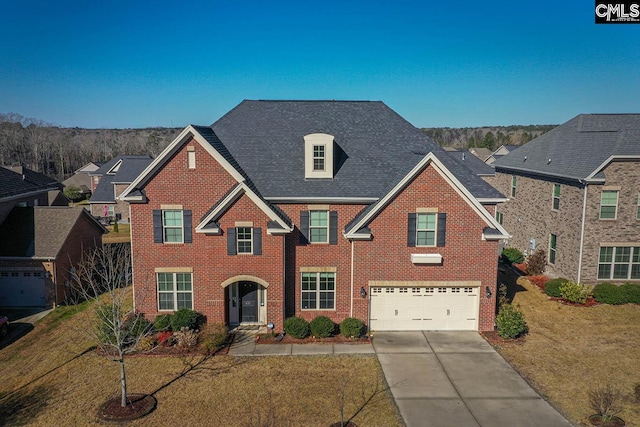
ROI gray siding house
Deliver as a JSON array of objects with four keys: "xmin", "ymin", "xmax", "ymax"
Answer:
[{"xmin": 487, "ymin": 114, "xmax": 640, "ymax": 284}]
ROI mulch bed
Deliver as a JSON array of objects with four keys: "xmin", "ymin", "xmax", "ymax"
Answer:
[
  {"xmin": 256, "ymin": 334, "xmax": 371, "ymax": 345},
  {"xmin": 97, "ymin": 393, "xmax": 156, "ymax": 422},
  {"xmin": 481, "ymin": 330, "xmax": 526, "ymax": 346}
]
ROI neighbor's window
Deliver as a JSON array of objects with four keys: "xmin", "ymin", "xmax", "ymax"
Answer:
[
  {"xmin": 301, "ymin": 272, "xmax": 335, "ymax": 310},
  {"xmin": 549, "ymin": 234, "xmax": 557, "ymax": 264},
  {"xmin": 637, "ymin": 193, "xmax": 640, "ymax": 220},
  {"xmin": 309, "ymin": 210, "xmax": 329, "ymax": 243},
  {"xmin": 416, "ymin": 213, "xmax": 437, "ymax": 247},
  {"xmin": 496, "ymin": 211, "xmax": 503, "ymax": 225},
  {"xmin": 511, "ymin": 175, "xmax": 517, "ymax": 197},
  {"xmin": 552, "ymin": 184, "xmax": 561, "ymax": 210},
  {"xmin": 598, "ymin": 246, "xmax": 640, "ymax": 280},
  {"xmin": 313, "ymin": 145, "xmax": 325, "ymax": 171},
  {"xmin": 157, "ymin": 272, "xmax": 193, "ymax": 310},
  {"xmin": 236, "ymin": 227, "xmax": 253, "ymax": 254},
  {"xmin": 599, "ymin": 190, "xmax": 618, "ymax": 220},
  {"xmin": 163, "ymin": 210, "xmax": 184, "ymax": 243}
]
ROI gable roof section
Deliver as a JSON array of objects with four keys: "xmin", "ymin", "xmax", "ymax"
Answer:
[
  {"xmin": 0, "ymin": 206, "xmax": 106, "ymax": 259},
  {"xmin": 492, "ymin": 114, "xmax": 640, "ymax": 182},
  {"xmin": 0, "ymin": 167, "xmax": 60, "ymax": 201},
  {"xmin": 444, "ymin": 150, "xmax": 495, "ymax": 177},
  {"xmin": 90, "ymin": 155, "xmax": 153, "ymax": 203},
  {"xmin": 344, "ymin": 152, "xmax": 510, "ymax": 240}
]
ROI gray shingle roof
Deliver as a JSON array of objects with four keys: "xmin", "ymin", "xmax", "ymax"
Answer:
[
  {"xmin": 0, "ymin": 167, "xmax": 60, "ymax": 200},
  {"xmin": 90, "ymin": 155, "xmax": 153, "ymax": 203},
  {"xmin": 209, "ymin": 100, "xmax": 503, "ymax": 200},
  {"xmin": 492, "ymin": 114, "xmax": 640, "ymax": 181},
  {"xmin": 444, "ymin": 150, "xmax": 495, "ymax": 177}
]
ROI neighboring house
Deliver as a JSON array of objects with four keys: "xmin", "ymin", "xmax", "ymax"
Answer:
[
  {"xmin": 0, "ymin": 206, "xmax": 106, "ymax": 308},
  {"xmin": 485, "ymin": 145, "xmax": 520, "ymax": 164},
  {"xmin": 120, "ymin": 100, "xmax": 509, "ymax": 332},
  {"xmin": 444, "ymin": 149, "xmax": 496, "ymax": 180},
  {"xmin": 62, "ymin": 161, "xmax": 103, "ymax": 199},
  {"xmin": 488, "ymin": 114, "xmax": 640, "ymax": 284},
  {"xmin": 0, "ymin": 166, "xmax": 61, "ymax": 224},
  {"xmin": 89, "ymin": 155, "xmax": 153, "ymax": 222},
  {"xmin": 469, "ymin": 147, "xmax": 492, "ymax": 162}
]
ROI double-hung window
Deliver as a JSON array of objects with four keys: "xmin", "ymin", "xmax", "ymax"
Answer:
[
  {"xmin": 309, "ymin": 210, "xmax": 329, "ymax": 243},
  {"xmin": 552, "ymin": 184, "xmax": 560, "ymax": 210},
  {"xmin": 549, "ymin": 234, "xmax": 557, "ymax": 264},
  {"xmin": 637, "ymin": 193, "xmax": 640, "ymax": 220},
  {"xmin": 236, "ymin": 227, "xmax": 253, "ymax": 254},
  {"xmin": 599, "ymin": 190, "xmax": 618, "ymax": 219},
  {"xmin": 313, "ymin": 145, "xmax": 325, "ymax": 171},
  {"xmin": 598, "ymin": 246, "xmax": 640, "ymax": 280},
  {"xmin": 163, "ymin": 210, "xmax": 184, "ymax": 243},
  {"xmin": 157, "ymin": 272, "xmax": 193, "ymax": 310},
  {"xmin": 153, "ymin": 209, "xmax": 192, "ymax": 244},
  {"xmin": 511, "ymin": 176, "xmax": 517, "ymax": 197},
  {"xmin": 301, "ymin": 272, "xmax": 335, "ymax": 310},
  {"xmin": 416, "ymin": 213, "xmax": 437, "ymax": 247}
]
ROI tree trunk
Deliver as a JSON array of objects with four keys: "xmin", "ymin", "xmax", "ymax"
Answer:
[{"xmin": 119, "ymin": 357, "xmax": 127, "ymax": 407}]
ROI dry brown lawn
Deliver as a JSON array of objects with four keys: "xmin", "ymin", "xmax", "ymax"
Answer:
[
  {"xmin": 495, "ymin": 277, "xmax": 640, "ymax": 426},
  {"xmin": 102, "ymin": 223, "xmax": 131, "ymax": 244},
  {"xmin": 0, "ymin": 302, "xmax": 402, "ymax": 426}
]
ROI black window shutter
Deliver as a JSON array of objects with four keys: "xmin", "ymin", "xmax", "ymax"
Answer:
[
  {"xmin": 407, "ymin": 213, "xmax": 416, "ymax": 247},
  {"xmin": 253, "ymin": 227, "xmax": 262, "ymax": 255},
  {"xmin": 329, "ymin": 211, "xmax": 338, "ymax": 245},
  {"xmin": 227, "ymin": 228, "xmax": 237, "ymax": 255},
  {"xmin": 300, "ymin": 211, "xmax": 309, "ymax": 244},
  {"xmin": 153, "ymin": 210, "xmax": 163, "ymax": 243},
  {"xmin": 183, "ymin": 210, "xmax": 192, "ymax": 243},
  {"xmin": 437, "ymin": 213, "xmax": 447, "ymax": 247}
]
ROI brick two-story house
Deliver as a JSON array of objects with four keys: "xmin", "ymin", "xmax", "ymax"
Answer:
[
  {"xmin": 488, "ymin": 114, "xmax": 640, "ymax": 284},
  {"xmin": 121, "ymin": 101, "xmax": 508, "ymax": 332}
]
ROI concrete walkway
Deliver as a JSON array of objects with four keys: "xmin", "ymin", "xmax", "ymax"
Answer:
[{"xmin": 373, "ymin": 331, "xmax": 573, "ymax": 427}]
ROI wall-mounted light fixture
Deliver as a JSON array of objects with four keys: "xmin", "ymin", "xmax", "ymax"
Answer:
[
  {"xmin": 360, "ymin": 287, "xmax": 367, "ymax": 298},
  {"xmin": 486, "ymin": 286, "xmax": 492, "ymax": 298}
]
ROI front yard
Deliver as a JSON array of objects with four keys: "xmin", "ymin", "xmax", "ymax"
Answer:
[
  {"xmin": 494, "ymin": 276, "xmax": 640, "ymax": 426},
  {"xmin": 0, "ymin": 305, "xmax": 402, "ymax": 426}
]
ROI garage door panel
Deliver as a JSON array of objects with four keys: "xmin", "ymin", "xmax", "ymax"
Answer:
[{"xmin": 0, "ymin": 271, "xmax": 46, "ymax": 307}]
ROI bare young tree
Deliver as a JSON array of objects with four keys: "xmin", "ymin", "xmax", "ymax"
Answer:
[{"xmin": 69, "ymin": 243, "xmax": 153, "ymax": 408}]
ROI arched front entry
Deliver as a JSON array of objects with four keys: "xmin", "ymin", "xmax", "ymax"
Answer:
[{"xmin": 221, "ymin": 276, "xmax": 269, "ymax": 326}]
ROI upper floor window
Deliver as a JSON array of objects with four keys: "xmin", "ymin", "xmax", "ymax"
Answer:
[
  {"xmin": 599, "ymin": 190, "xmax": 618, "ymax": 220},
  {"xmin": 309, "ymin": 211, "xmax": 328, "ymax": 243},
  {"xmin": 227, "ymin": 226, "xmax": 262, "ymax": 255},
  {"xmin": 552, "ymin": 184, "xmax": 560, "ymax": 210},
  {"xmin": 237, "ymin": 227, "xmax": 252, "ymax": 253},
  {"xmin": 598, "ymin": 246, "xmax": 640, "ymax": 280},
  {"xmin": 496, "ymin": 211, "xmax": 504, "ymax": 225},
  {"xmin": 408, "ymin": 212, "xmax": 446, "ymax": 247},
  {"xmin": 153, "ymin": 208, "xmax": 192, "ymax": 244},
  {"xmin": 637, "ymin": 193, "xmax": 640, "ymax": 220},
  {"xmin": 313, "ymin": 145, "xmax": 325, "ymax": 171},
  {"xmin": 511, "ymin": 176, "xmax": 517, "ymax": 197},
  {"xmin": 300, "ymin": 210, "xmax": 338, "ymax": 245},
  {"xmin": 549, "ymin": 234, "xmax": 557, "ymax": 264}
]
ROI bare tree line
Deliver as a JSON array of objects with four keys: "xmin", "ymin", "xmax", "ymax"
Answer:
[{"xmin": 0, "ymin": 113, "xmax": 180, "ymax": 181}]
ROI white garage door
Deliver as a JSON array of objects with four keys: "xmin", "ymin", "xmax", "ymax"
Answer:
[
  {"xmin": 370, "ymin": 286, "xmax": 479, "ymax": 331},
  {"xmin": 0, "ymin": 271, "xmax": 46, "ymax": 307}
]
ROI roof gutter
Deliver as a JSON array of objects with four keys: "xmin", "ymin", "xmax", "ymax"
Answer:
[
  {"xmin": 494, "ymin": 165, "xmax": 584, "ymax": 183},
  {"xmin": 0, "ymin": 256, "xmax": 57, "ymax": 261}
]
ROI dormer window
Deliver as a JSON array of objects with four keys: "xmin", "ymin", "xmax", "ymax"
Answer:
[{"xmin": 304, "ymin": 133, "xmax": 334, "ymax": 179}]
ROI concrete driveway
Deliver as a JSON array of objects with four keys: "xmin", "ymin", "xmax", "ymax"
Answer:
[{"xmin": 373, "ymin": 331, "xmax": 573, "ymax": 427}]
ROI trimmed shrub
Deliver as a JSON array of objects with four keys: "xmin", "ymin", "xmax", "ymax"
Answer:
[
  {"xmin": 340, "ymin": 317, "xmax": 364, "ymax": 339},
  {"xmin": 593, "ymin": 283, "xmax": 625, "ymax": 305},
  {"xmin": 199, "ymin": 323, "xmax": 229, "ymax": 354},
  {"xmin": 621, "ymin": 283, "xmax": 640, "ymax": 304},
  {"xmin": 136, "ymin": 335, "xmax": 158, "ymax": 352},
  {"xmin": 127, "ymin": 315, "xmax": 152, "ymax": 338},
  {"xmin": 284, "ymin": 316, "xmax": 310, "ymax": 339},
  {"xmin": 528, "ymin": 275, "xmax": 550, "ymax": 290},
  {"xmin": 559, "ymin": 281, "xmax": 592, "ymax": 304},
  {"xmin": 170, "ymin": 308, "xmax": 201, "ymax": 332},
  {"xmin": 495, "ymin": 303, "xmax": 528, "ymax": 339},
  {"xmin": 154, "ymin": 314, "xmax": 172, "ymax": 331},
  {"xmin": 544, "ymin": 278, "xmax": 568, "ymax": 298},
  {"xmin": 173, "ymin": 327, "xmax": 199, "ymax": 349},
  {"xmin": 502, "ymin": 247, "xmax": 524, "ymax": 265},
  {"xmin": 309, "ymin": 316, "xmax": 335, "ymax": 338},
  {"xmin": 525, "ymin": 248, "xmax": 547, "ymax": 276}
]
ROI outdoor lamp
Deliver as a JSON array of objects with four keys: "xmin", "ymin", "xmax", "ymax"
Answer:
[
  {"xmin": 360, "ymin": 287, "xmax": 367, "ymax": 298},
  {"xmin": 486, "ymin": 286, "xmax": 492, "ymax": 298}
]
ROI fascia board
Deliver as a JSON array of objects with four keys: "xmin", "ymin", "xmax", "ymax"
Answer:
[
  {"xmin": 585, "ymin": 155, "xmax": 640, "ymax": 181},
  {"xmin": 494, "ymin": 164, "xmax": 584, "ymax": 183}
]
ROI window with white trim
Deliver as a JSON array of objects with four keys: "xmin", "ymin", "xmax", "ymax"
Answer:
[
  {"xmin": 301, "ymin": 272, "xmax": 335, "ymax": 310},
  {"xmin": 313, "ymin": 145, "xmax": 325, "ymax": 171},
  {"xmin": 309, "ymin": 210, "xmax": 329, "ymax": 243},
  {"xmin": 637, "ymin": 193, "xmax": 640, "ymax": 220},
  {"xmin": 416, "ymin": 213, "xmax": 436, "ymax": 247},
  {"xmin": 511, "ymin": 175, "xmax": 517, "ymax": 197},
  {"xmin": 495, "ymin": 211, "xmax": 503, "ymax": 225},
  {"xmin": 163, "ymin": 210, "xmax": 184, "ymax": 243},
  {"xmin": 598, "ymin": 246, "xmax": 640, "ymax": 280},
  {"xmin": 549, "ymin": 234, "xmax": 557, "ymax": 264},
  {"xmin": 236, "ymin": 227, "xmax": 253, "ymax": 254},
  {"xmin": 157, "ymin": 272, "xmax": 193, "ymax": 310},
  {"xmin": 552, "ymin": 184, "xmax": 560, "ymax": 210},
  {"xmin": 599, "ymin": 190, "xmax": 618, "ymax": 219}
]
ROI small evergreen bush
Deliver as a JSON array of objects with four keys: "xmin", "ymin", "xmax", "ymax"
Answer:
[
  {"xmin": 284, "ymin": 316, "xmax": 310, "ymax": 339},
  {"xmin": 502, "ymin": 247, "xmax": 524, "ymax": 265},
  {"xmin": 127, "ymin": 315, "xmax": 152, "ymax": 337},
  {"xmin": 495, "ymin": 303, "xmax": 528, "ymax": 339},
  {"xmin": 340, "ymin": 317, "xmax": 364, "ymax": 339},
  {"xmin": 559, "ymin": 281, "xmax": 592, "ymax": 304},
  {"xmin": 154, "ymin": 314, "xmax": 172, "ymax": 331},
  {"xmin": 525, "ymin": 248, "xmax": 547, "ymax": 276},
  {"xmin": 593, "ymin": 283, "xmax": 625, "ymax": 305},
  {"xmin": 544, "ymin": 278, "xmax": 567, "ymax": 297},
  {"xmin": 621, "ymin": 283, "xmax": 640, "ymax": 304},
  {"xmin": 309, "ymin": 316, "xmax": 335, "ymax": 338},
  {"xmin": 170, "ymin": 308, "xmax": 201, "ymax": 331}
]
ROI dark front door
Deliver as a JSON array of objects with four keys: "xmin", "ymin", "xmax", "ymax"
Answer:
[{"xmin": 240, "ymin": 281, "xmax": 258, "ymax": 322}]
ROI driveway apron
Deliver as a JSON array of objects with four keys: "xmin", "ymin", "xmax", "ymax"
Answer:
[{"xmin": 373, "ymin": 331, "xmax": 573, "ymax": 427}]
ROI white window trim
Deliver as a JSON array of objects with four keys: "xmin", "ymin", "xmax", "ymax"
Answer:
[
  {"xmin": 416, "ymin": 212, "xmax": 437, "ymax": 247},
  {"xmin": 301, "ymin": 271, "xmax": 336, "ymax": 310},
  {"xmin": 313, "ymin": 144, "xmax": 325, "ymax": 171},
  {"xmin": 599, "ymin": 190, "xmax": 619, "ymax": 220},
  {"xmin": 163, "ymin": 210, "xmax": 184, "ymax": 243},
  {"xmin": 598, "ymin": 246, "xmax": 640, "ymax": 280},
  {"xmin": 304, "ymin": 133, "xmax": 334, "ymax": 179},
  {"xmin": 157, "ymin": 272, "xmax": 193, "ymax": 311},
  {"xmin": 236, "ymin": 227, "xmax": 253, "ymax": 254},
  {"xmin": 511, "ymin": 175, "xmax": 517, "ymax": 198},
  {"xmin": 637, "ymin": 193, "xmax": 640, "ymax": 220},
  {"xmin": 309, "ymin": 210, "xmax": 329, "ymax": 244}
]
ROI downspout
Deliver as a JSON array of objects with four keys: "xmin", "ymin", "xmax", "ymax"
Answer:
[
  {"xmin": 350, "ymin": 239, "xmax": 354, "ymax": 318},
  {"xmin": 577, "ymin": 182, "xmax": 588, "ymax": 283},
  {"xmin": 283, "ymin": 234, "xmax": 287, "ymax": 329},
  {"xmin": 129, "ymin": 204, "xmax": 136, "ymax": 311}
]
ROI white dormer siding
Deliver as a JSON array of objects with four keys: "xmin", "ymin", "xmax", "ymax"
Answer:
[{"xmin": 304, "ymin": 133, "xmax": 334, "ymax": 179}]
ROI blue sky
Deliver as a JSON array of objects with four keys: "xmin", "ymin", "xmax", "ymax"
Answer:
[{"xmin": 1, "ymin": 0, "xmax": 638, "ymax": 128}]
